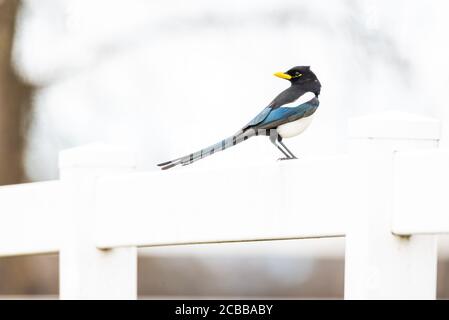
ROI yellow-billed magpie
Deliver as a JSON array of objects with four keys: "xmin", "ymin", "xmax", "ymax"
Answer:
[{"xmin": 158, "ymin": 66, "xmax": 321, "ymax": 170}]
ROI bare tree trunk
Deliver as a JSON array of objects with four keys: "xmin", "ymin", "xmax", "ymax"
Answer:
[
  {"xmin": 0, "ymin": 0, "xmax": 51, "ymax": 297},
  {"xmin": 0, "ymin": 0, "xmax": 31, "ymax": 186}
]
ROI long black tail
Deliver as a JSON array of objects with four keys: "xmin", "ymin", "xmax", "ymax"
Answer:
[{"xmin": 157, "ymin": 128, "xmax": 267, "ymax": 170}]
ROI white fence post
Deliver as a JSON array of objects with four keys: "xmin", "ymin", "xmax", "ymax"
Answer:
[
  {"xmin": 58, "ymin": 143, "xmax": 138, "ymax": 300},
  {"xmin": 345, "ymin": 111, "xmax": 440, "ymax": 299}
]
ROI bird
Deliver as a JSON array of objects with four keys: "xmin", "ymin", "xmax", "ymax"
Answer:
[{"xmin": 157, "ymin": 66, "xmax": 321, "ymax": 170}]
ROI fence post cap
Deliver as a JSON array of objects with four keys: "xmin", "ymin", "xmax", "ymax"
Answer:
[
  {"xmin": 347, "ymin": 110, "xmax": 441, "ymax": 140},
  {"xmin": 59, "ymin": 142, "xmax": 136, "ymax": 169}
]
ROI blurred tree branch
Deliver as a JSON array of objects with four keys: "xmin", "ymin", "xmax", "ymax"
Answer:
[{"xmin": 0, "ymin": 0, "xmax": 32, "ymax": 185}]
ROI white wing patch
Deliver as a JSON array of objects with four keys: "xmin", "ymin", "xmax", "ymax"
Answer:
[{"xmin": 282, "ymin": 92, "xmax": 316, "ymax": 109}]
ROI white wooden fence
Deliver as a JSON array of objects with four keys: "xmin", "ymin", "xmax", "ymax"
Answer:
[{"xmin": 1, "ymin": 110, "xmax": 447, "ymax": 299}]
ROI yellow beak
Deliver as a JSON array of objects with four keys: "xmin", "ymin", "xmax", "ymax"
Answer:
[{"xmin": 273, "ymin": 72, "xmax": 292, "ymax": 80}]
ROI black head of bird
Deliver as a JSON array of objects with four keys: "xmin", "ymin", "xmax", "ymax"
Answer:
[{"xmin": 274, "ymin": 66, "xmax": 318, "ymax": 84}]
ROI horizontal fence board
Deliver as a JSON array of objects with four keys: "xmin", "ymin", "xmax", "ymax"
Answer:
[
  {"xmin": 0, "ymin": 181, "xmax": 63, "ymax": 256},
  {"xmin": 3, "ymin": 149, "xmax": 447, "ymax": 256},
  {"xmin": 392, "ymin": 150, "xmax": 449, "ymax": 235},
  {"xmin": 94, "ymin": 155, "xmax": 369, "ymax": 248}
]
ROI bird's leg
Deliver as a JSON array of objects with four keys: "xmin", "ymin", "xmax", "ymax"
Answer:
[
  {"xmin": 278, "ymin": 138, "xmax": 298, "ymax": 159},
  {"xmin": 276, "ymin": 145, "xmax": 291, "ymax": 160},
  {"xmin": 269, "ymin": 133, "xmax": 292, "ymax": 160}
]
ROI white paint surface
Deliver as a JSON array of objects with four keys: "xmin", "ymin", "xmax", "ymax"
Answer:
[
  {"xmin": 0, "ymin": 181, "xmax": 63, "ymax": 256},
  {"xmin": 344, "ymin": 112, "xmax": 440, "ymax": 300},
  {"xmin": 392, "ymin": 149, "xmax": 449, "ymax": 235},
  {"xmin": 58, "ymin": 144, "xmax": 138, "ymax": 300}
]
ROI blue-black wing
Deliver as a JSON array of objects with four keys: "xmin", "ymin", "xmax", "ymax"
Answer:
[
  {"xmin": 243, "ymin": 98, "xmax": 319, "ymax": 131},
  {"xmin": 242, "ymin": 107, "xmax": 272, "ymax": 130},
  {"xmin": 242, "ymin": 87, "xmax": 317, "ymax": 131}
]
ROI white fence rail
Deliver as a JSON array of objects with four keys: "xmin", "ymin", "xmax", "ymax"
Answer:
[{"xmin": 0, "ymin": 111, "xmax": 447, "ymax": 299}]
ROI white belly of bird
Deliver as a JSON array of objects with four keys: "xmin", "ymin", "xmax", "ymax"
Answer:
[{"xmin": 277, "ymin": 115, "xmax": 314, "ymax": 138}]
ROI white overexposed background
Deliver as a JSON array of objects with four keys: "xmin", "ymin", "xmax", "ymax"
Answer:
[{"xmin": 13, "ymin": 0, "xmax": 449, "ymax": 180}]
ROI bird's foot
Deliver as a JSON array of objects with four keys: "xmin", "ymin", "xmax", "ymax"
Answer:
[{"xmin": 277, "ymin": 157, "xmax": 296, "ymax": 161}]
